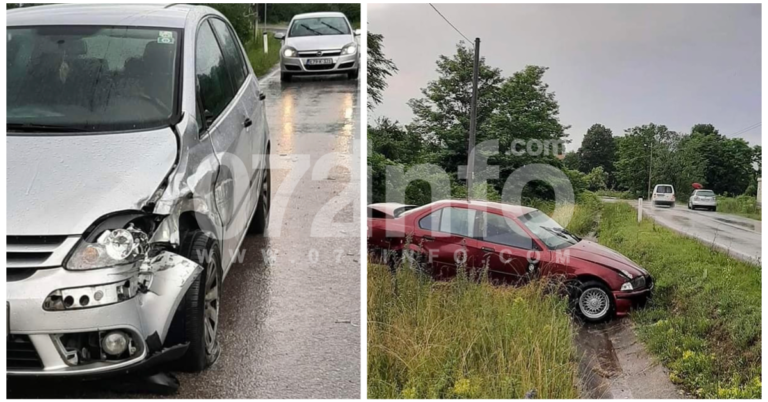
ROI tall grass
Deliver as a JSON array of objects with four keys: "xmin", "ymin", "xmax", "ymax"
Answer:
[
  {"xmin": 367, "ymin": 263, "xmax": 578, "ymax": 399},
  {"xmin": 716, "ymin": 195, "xmax": 761, "ymax": 221},
  {"xmin": 245, "ymin": 29, "xmax": 282, "ymax": 77},
  {"xmin": 598, "ymin": 203, "xmax": 761, "ymax": 398}
]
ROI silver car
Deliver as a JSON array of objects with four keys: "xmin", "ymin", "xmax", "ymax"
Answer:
[
  {"xmin": 7, "ymin": 4, "xmax": 271, "ymax": 376},
  {"xmin": 275, "ymin": 11, "xmax": 360, "ymax": 81},
  {"xmin": 688, "ymin": 189, "xmax": 717, "ymax": 211}
]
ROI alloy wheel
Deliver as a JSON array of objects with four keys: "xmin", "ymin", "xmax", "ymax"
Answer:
[{"xmin": 579, "ymin": 287, "xmax": 610, "ymax": 319}]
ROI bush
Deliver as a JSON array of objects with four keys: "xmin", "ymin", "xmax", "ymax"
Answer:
[{"xmin": 717, "ymin": 195, "xmax": 761, "ymax": 221}]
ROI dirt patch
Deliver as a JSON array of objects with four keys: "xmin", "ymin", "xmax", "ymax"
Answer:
[{"xmin": 575, "ymin": 319, "xmax": 688, "ymax": 399}]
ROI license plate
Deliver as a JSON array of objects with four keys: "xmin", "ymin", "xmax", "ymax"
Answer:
[{"xmin": 306, "ymin": 58, "xmax": 333, "ymax": 65}]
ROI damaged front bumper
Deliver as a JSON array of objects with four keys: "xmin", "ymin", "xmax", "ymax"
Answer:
[{"xmin": 7, "ymin": 251, "xmax": 202, "ymax": 376}]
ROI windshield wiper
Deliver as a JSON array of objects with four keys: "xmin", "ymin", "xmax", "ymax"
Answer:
[
  {"xmin": 7, "ymin": 123, "xmax": 90, "ymax": 133},
  {"xmin": 540, "ymin": 226, "xmax": 571, "ymax": 240},
  {"xmin": 552, "ymin": 227, "xmax": 581, "ymax": 242},
  {"xmin": 300, "ymin": 24, "xmax": 324, "ymax": 36},
  {"xmin": 321, "ymin": 22, "xmax": 344, "ymax": 34}
]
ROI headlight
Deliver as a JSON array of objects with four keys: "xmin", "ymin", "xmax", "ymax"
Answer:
[
  {"xmin": 66, "ymin": 226, "xmax": 149, "ymax": 270},
  {"xmin": 621, "ymin": 276, "xmax": 647, "ymax": 292},
  {"xmin": 283, "ymin": 47, "xmax": 296, "ymax": 57},
  {"xmin": 342, "ymin": 43, "xmax": 357, "ymax": 55}
]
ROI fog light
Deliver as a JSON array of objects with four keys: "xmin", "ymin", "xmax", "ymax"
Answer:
[{"xmin": 102, "ymin": 331, "xmax": 128, "ymax": 356}]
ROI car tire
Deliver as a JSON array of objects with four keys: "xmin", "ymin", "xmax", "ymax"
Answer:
[
  {"xmin": 571, "ymin": 280, "xmax": 614, "ymax": 323},
  {"xmin": 347, "ymin": 68, "xmax": 359, "ymax": 80},
  {"xmin": 248, "ymin": 157, "xmax": 271, "ymax": 235},
  {"xmin": 167, "ymin": 231, "xmax": 222, "ymax": 372},
  {"xmin": 712, "ymin": 206, "xmax": 717, "ymax": 212},
  {"xmin": 687, "ymin": 202, "xmax": 692, "ymax": 210},
  {"xmin": 280, "ymin": 72, "xmax": 292, "ymax": 82}
]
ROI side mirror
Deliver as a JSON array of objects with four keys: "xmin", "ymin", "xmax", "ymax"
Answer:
[
  {"xmin": 354, "ymin": 29, "xmax": 361, "ymax": 37},
  {"xmin": 274, "ymin": 32, "xmax": 285, "ymax": 40}
]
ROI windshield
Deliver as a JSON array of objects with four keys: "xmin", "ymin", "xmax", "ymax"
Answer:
[
  {"xmin": 7, "ymin": 26, "xmax": 180, "ymax": 132},
  {"xmin": 695, "ymin": 190, "xmax": 715, "ymax": 197},
  {"xmin": 288, "ymin": 17, "xmax": 351, "ymax": 37},
  {"xmin": 518, "ymin": 210, "xmax": 580, "ymax": 250}
]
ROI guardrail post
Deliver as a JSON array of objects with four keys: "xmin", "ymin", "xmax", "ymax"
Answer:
[
  {"xmin": 263, "ymin": 31, "xmax": 268, "ymax": 53},
  {"xmin": 638, "ymin": 198, "xmax": 643, "ymax": 222}
]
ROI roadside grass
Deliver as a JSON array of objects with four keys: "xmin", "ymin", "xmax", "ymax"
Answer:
[
  {"xmin": 245, "ymin": 29, "xmax": 281, "ymax": 77},
  {"xmin": 594, "ymin": 189, "xmax": 635, "ymax": 200},
  {"xmin": 598, "ymin": 203, "xmax": 761, "ymax": 398},
  {"xmin": 716, "ymin": 195, "xmax": 761, "ymax": 221},
  {"xmin": 368, "ymin": 263, "xmax": 578, "ymax": 399}
]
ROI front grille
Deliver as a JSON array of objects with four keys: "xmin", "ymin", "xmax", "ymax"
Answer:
[
  {"xmin": 7, "ymin": 335, "xmax": 43, "ymax": 370},
  {"xmin": 305, "ymin": 64, "xmax": 336, "ymax": 71},
  {"xmin": 298, "ymin": 50, "xmax": 341, "ymax": 58},
  {"xmin": 7, "ymin": 235, "xmax": 77, "ymax": 268}
]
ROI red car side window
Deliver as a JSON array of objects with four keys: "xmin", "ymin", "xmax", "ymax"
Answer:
[
  {"xmin": 418, "ymin": 209, "xmax": 442, "ymax": 231},
  {"xmin": 480, "ymin": 212, "xmax": 533, "ymax": 250}
]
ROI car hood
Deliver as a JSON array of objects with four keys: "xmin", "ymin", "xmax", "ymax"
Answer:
[
  {"xmin": 7, "ymin": 128, "xmax": 177, "ymax": 235},
  {"xmin": 285, "ymin": 34, "xmax": 356, "ymax": 51},
  {"xmin": 567, "ymin": 240, "xmax": 650, "ymax": 278}
]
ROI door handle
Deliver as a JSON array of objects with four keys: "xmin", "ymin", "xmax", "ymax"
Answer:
[
  {"xmin": 422, "ymin": 235, "xmax": 434, "ymax": 241},
  {"xmin": 481, "ymin": 246, "xmax": 495, "ymax": 253},
  {"xmin": 243, "ymin": 118, "xmax": 253, "ymax": 128},
  {"xmin": 259, "ymin": 93, "xmax": 266, "ymax": 101}
]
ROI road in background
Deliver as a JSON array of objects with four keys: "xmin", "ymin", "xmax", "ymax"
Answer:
[
  {"xmin": 604, "ymin": 198, "xmax": 761, "ymax": 265},
  {"xmin": 8, "ymin": 68, "xmax": 361, "ymax": 399}
]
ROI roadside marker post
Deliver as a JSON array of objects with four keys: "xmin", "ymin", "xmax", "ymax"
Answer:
[{"xmin": 638, "ymin": 198, "xmax": 643, "ymax": 222}]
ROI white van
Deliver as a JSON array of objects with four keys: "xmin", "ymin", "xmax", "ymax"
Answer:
[{"xmin": 652, "ymin": 184, "xmax": 676, "ymax": 207}]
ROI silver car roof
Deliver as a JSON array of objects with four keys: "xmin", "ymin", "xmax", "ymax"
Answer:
[{"xmin": 7, "ymin": 3, "xmax": 200, "ymax": 28}]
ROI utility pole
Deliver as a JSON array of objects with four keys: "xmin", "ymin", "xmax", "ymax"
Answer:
[
  {"xmin": 647, "ymin": 140, "xmax": 653, "ymax": 199},
  {"xmin": 466, "ymin": 37, "xmax": 480, "ymax": 202}
]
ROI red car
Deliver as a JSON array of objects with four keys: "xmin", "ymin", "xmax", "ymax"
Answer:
[{"xmin": 367, "ymin": 200, "xmax": 653, "ymax": 322}]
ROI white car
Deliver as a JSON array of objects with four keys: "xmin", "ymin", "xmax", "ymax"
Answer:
[
  {"xmin": 688, "ymin": 189, "xmax": 717, "ymax": 211},
  {"xmin": 275, "ymin": 12, "xmax": 360, "ymax": 81},
  {"xmin": 652, "ymin": 184, "xmax": 676, "ymax": 207}
]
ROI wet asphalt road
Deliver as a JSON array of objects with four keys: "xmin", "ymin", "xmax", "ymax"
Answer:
[
  {"xmin": 8, "ymin": 70, "xmax": 361, "ymax": 398},
  {"xmin": 604, "ymin": 198, "xmax": 761, "ymax": 264}
]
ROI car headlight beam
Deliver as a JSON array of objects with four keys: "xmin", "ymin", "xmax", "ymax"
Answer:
[
  {"xmin": 283, "ymin": 47, "xmax": 296, "ymax": 58},
  {"xmin": 342, "ymin": 43, "xmax": 357, "ymax": 55}
]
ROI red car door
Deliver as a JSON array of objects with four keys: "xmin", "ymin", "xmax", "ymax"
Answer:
[
  {"xmin": 412, "ymin": 206, "xmax": 483, "ymax": 278},
  {"xmin": 475, "ymin": 211, "xmax": 537, "ymax": 284}
]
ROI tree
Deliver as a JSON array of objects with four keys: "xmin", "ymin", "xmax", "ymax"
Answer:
[
  {"xmin": 615, "ymin": 123, "xmax": 676, "ymax": 198},
  {"xmin": 367, "ymin": 32, "xmax": 397, "ymax": 110},
  {"xmin": 487, "ymin": 66, "xmax": 570, "ymax": 197},
  {"xmin": 408, "ymin": 43, "xmax": 504, "ymax": 176},
  {"xmin": 584, "ymin": 166, "xmax": 608, "ymax": 191},
  {"xmin": 577, "ymin": 124, "xmax": 615, "ymax": 177},
  {"xmin": 562, "ymin": 151, "xmax": 580, "ymax": 171},
  {"xmin": 206, "ymin": 4, "xmax": 254, "ymax": 41}
]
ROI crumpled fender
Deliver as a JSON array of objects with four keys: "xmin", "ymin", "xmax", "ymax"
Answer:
[{"xmin": 138, "ymin": 251, "xmax": 203, "ymax": 343}]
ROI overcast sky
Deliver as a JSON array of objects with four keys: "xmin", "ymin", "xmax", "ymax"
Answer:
[{"xmin": 368, "ymin": 3, "xmax": 762, "ymax": 150}]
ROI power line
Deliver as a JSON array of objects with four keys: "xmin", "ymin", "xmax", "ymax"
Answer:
[
  {"xmin": 729, "ymin": 122, "xmax": 761, "ymax": 137},
  {"xmin": 428, "ymin": 3, "xmax": 473, "ymax": 46}
]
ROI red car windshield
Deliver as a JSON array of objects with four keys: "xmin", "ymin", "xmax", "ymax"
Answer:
[{"xmin": 519, "ymin": 210, "xmax": 580, "ymax": 250}]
